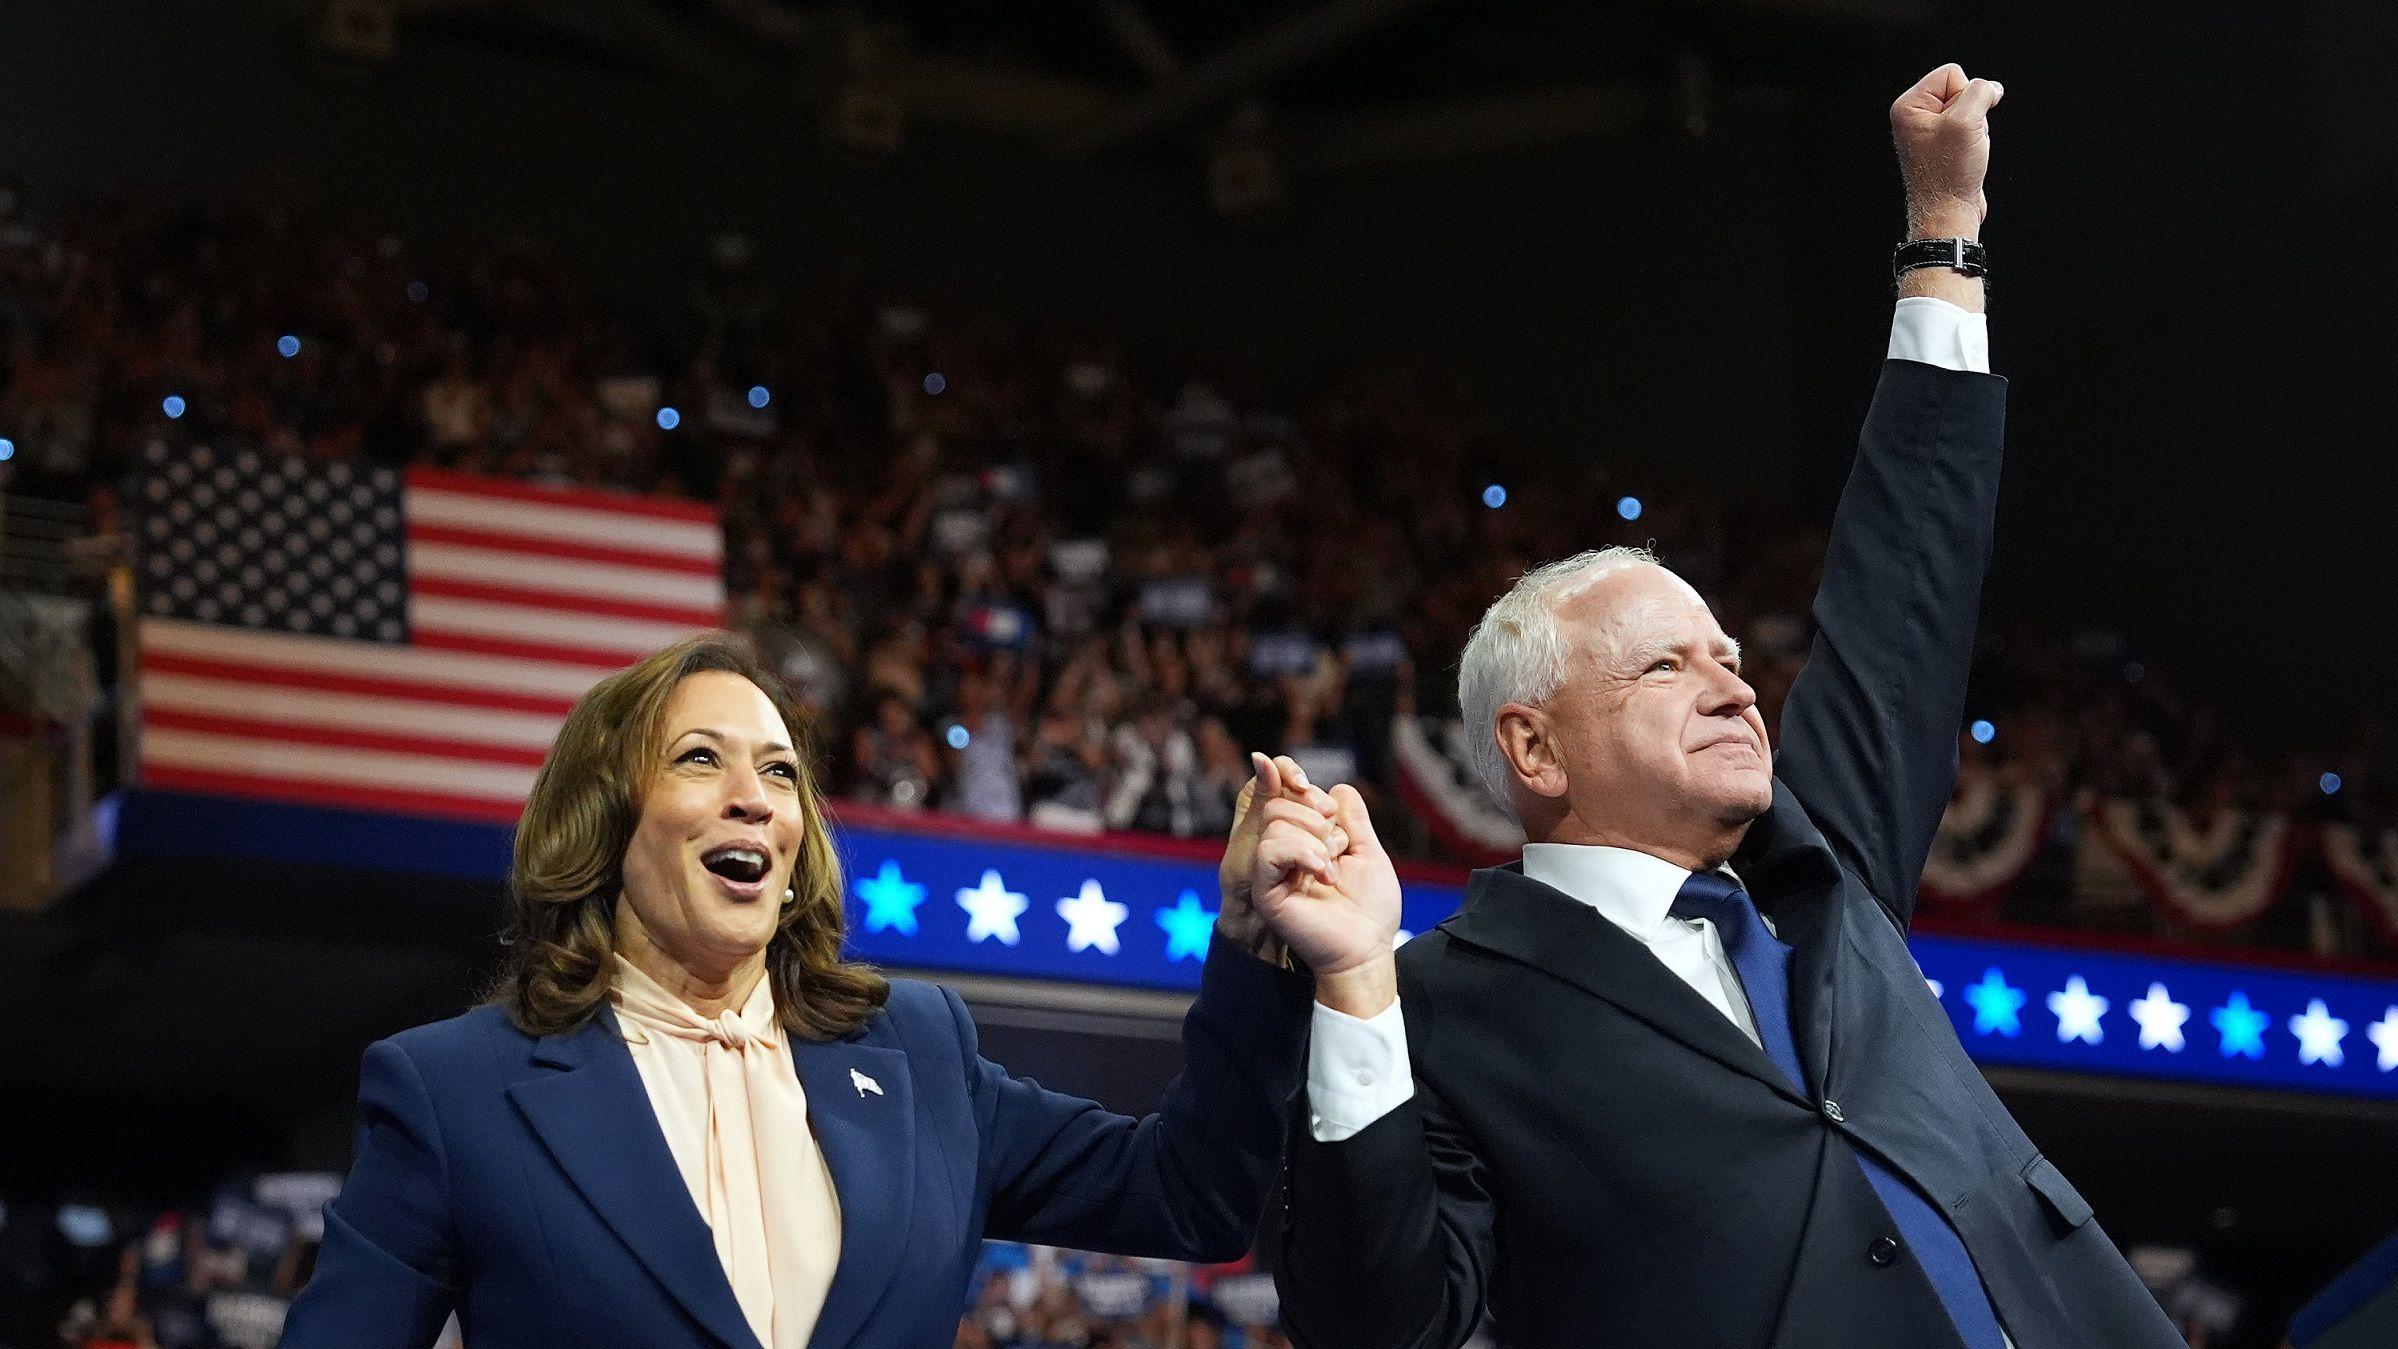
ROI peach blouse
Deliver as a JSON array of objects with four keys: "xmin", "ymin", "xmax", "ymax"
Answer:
[{"xmin": 610, "ymin": 955, "xmax": 842, "ymax": 1349}]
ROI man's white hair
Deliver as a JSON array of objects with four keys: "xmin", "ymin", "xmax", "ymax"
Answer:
[{"xmin": 1456, "ymin": 545, "xmax": 1664, "ymax": 807}]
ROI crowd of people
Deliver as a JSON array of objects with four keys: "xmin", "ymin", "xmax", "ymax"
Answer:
[
  {"xmin": 2, "ymin": 181, "xmax": 2393, "ymax": 960},
  {"xmin": 0, "ymin": 1178, "xmax": 334, "ymax": 1349},
  {"xmin": 0, "ymin": 1174, "xmax": 1326, "ymax": 1349},
  {"xmin": 7, "ymin": 1182, "xmax": 2244, "ymax": 1349}
]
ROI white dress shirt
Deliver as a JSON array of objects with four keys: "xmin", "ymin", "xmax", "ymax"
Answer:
[{"xmin": 1303, "ymin": 297, "xmax": 1992, "ymax": 1142}]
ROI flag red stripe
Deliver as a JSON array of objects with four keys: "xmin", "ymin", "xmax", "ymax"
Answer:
[
  {"xmin": 142, "ymin": 707, "xmax": 554, "ymax": 768},
  {"xmin": 407, "ymin": 466, "xmax": 719, "ymax": 524},
  {"xmin": 410, "ymin": 629, "xmax": 657, "ymax": 671},
  {"xmin": 142, "ymin": 763, "xmax": 526, "ymax": 824},
  {"xmin": 410, "ymin": 575, "xmax": 724, "ymax": 627},
  {"xmin": 138, "ymin": 650, "xmax": 582, "ymax": 717},
  {"xmin": 404, "ymin": 521, "xmax": 723, "ymax": 576}
]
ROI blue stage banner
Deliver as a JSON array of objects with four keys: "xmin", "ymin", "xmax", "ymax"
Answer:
[
  {"xmin": 1911, "ymin": 934, "xmax": 2398, "ymax": 1102},
  {"xmin": 833, "ymin": 820, "xmax": 1466, "ymax": 992},
  {"xmin": 116, "ymin": 789, "xmax": 2398, "ymax": 1101},
  {"xmin": 838, "ymin": 821, "xmax": 2398, "ymax": 1103}
]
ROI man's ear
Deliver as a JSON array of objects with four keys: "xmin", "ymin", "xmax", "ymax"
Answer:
[{"xmin": 1496, "ymin": 703, "xmax": 1569, "ymax": 801}]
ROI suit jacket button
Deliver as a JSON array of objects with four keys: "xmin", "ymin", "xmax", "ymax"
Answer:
[
  {"xmin": 1868, "ymin": 1236, "xmax": 1900, "ymax": 1267},
  {"xmin": 1821, "ymin": 1099, "xmax": 1846, "ymax": 1124}
]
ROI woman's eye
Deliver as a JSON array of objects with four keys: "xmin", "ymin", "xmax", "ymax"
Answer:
[
  {"xmin": 766, "ymin": 762, "xmax": 799, "ymax": 782},
  {"xmin": 680, "ymin": 748, "xmax": 718, "ymax": 765}
]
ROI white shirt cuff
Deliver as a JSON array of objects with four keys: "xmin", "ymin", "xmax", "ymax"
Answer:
[
  {"xmin": 1307, "ymin": 996, "xmax": 1413, "ymax": 1142},
  {"xmin": 1888, "ymin": 296, "xmax": 1990, "ymax": 374}
]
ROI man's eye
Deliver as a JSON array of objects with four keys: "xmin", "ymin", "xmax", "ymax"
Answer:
[{"xmin": 1649, "ymin": 660, "xmax": 1678, "ymax": 674}]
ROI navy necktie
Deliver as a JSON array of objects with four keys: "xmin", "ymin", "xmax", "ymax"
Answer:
[{"xmin": 1671, "ymin": 872, "xmax": 2007, "ymax": 1349}]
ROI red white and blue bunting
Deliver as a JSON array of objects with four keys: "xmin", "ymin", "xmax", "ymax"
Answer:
[
  {"xmin": 2323, "ymin": 822, "xmax": 2398, "ymax": 947},
  {"xmin": 1391, "ymin": 715, "xmax": 1524, "ymax": 865},
  {"xmin": 1919, "ymin": 773, "xmax": 2054, "ymax": 914},
  {"xmin": 2086, "ymin": 794, "xmax": 2294, "ymax": 930}
]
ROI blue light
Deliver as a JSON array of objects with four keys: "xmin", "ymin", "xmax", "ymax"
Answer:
[
  {"xmin": 2322, "ymin": 772, "xmax": 2344, "ymax": 796},
  {"xmin": 1970, "ymin": 719, "xmax": 1996, "ymax": 745},
  {"xmin": 1481, "ymin": 484, "xmax": 1507, "ymax": 509},
  {"xmin": 2211, "ymin": 992, "xmax": 2269, "ymax": 1059},
  {"xmin": 923, "ymin": 372, "xmax": 947, "ymax": 396},
  {"xmin": 277, "ymin": 334, "xmax": 301, "ymax": 358},
  {"xmin": 1616, "ymin": 495, "xmax": 1643, "ymax": 522},
  {"xmin": 747, "ymin": 385, "xmax": 771, "ymax": 409},
  {"xmin": 854, "ymin": 860, "xmax": 926, "ymax": 935},
  {"xmin": 162, "ymin": 395, "xmax": 187, "ymax": 420},
  {"xmin": 406, "ymin": 280, "xmax": 429, "ymax": 304},
  {"xmin": 945, "ymin": 724, "xmax": 971, "ymax": 750},
  {"xmin": 655, "ymin": 407, "xmax": 680, "ymax": 431},
  {"xmin": 0, "ymin": 438, "xmax": 13, "ymax": 462},
  {"xmin": 1156, "ymin": 890, "xmax": 1219, "ymax": 962},
  {"xmin": 1963, "ymin": 967, "xmax": 2027, "ymax": 1036}
]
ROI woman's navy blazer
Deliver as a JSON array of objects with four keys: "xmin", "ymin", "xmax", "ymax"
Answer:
[{"xmin": 281, "ymin": 934, "xmax": 1311, "ymax": 1348}]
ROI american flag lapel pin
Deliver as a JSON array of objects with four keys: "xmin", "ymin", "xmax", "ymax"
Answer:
[{"xmin": 850, "ymin": 1068, "xmax": 883, "ymax": 1098}]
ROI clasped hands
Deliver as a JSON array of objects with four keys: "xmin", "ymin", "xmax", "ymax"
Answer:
[{"xmin": 1217, "ymin": 753, "xmax": 1401, "ymax": 1019}]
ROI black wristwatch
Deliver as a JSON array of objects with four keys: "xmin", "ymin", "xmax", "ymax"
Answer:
[{"xmin": 1894, "ymin": 237, "xmax": 1987, "ymax": 285}]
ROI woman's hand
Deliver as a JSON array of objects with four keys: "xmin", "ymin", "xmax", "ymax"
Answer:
[
  {"xmin": 1218, "ymin": 754, "xmax": 1401, "ymax": 1015},
  {"xmin": 1215, "ymin": 753, "xmax": 1331, "ymax": 966}
]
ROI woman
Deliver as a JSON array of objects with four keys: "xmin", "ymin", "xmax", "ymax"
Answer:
[{"xmin": 280, "ymin": 632, "xmax": 1394, "ymax": 1348}]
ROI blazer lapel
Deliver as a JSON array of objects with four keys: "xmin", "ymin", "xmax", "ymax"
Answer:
[
  {"xmin": 1739, "ymin": 778, "xmax": 1857, "ymax": 1100},
  {"xmin": 507, "ymin": 1009, "xmax": 759, "ymax": 1349},
  {"xmin": 1443, "ymin": 866, "xmax": 1809, "ymax": 1107},
  {"xmin": 794, "ymin": 1037, "xmax": 913, "ymax": 1349}
]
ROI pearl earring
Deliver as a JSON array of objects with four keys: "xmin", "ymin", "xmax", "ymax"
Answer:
[{"xmin": 782, "ymin": 887, "xmax": 796, "ymax": 905}]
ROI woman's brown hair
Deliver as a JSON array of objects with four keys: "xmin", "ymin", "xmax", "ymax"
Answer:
[{"xmin": 491, "ymin": 630, "xmax": 888, "ymax": 1040}]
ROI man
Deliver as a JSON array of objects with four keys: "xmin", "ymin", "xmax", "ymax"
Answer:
[{"xmin": 1244, "ymin": 66, "xmax": 2184, "ymax": 1349}]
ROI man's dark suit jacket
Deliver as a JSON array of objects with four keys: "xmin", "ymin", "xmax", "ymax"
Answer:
[
  {"xmin": 1276, "ymin": 360, "xmax": 2181, "ymax": 1349},
  {"xmin": 280, "ymin": 933, "xmax": 1309, "ymax": 1349}
]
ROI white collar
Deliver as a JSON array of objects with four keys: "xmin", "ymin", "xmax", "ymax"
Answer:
[{"xmin": 1520, "ymin": 844, "xmax": 1747, "ymax": 941}]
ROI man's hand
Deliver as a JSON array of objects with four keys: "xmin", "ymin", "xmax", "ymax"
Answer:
[
  {"xmin": 1223, "ymin": 754, "xmax": 1401, "ymax": 1017},
  {"xmin": 1892, "ymin": 63, "xmax": 2003, "ymax": 238},
  {"xmin": 1216, "ymin": 753, "xmax": 1337, "ymax": 967}
]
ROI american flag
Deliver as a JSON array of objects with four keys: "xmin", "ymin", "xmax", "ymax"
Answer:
[{"xmin": 129, "ymin": 442, "xmax": 725, "ymax": 824}]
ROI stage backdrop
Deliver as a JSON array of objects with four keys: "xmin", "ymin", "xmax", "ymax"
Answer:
[{"xmin": 113, "ymin": 788, "xmax": 2398, "ymax": 1105}]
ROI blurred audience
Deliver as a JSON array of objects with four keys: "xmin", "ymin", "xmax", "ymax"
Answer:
[
  {"xmin": 0, "ymin": 1188, "xmax": 2245, "ymax": 1349},
  {"xmin": 3, "ymin": 183, "xmax": 2394, "ymax": 962}
]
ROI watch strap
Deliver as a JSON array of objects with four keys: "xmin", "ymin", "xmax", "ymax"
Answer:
[{"xmin": 1894, "ymin": 237, "xmax": 1988, "ymax": 279}]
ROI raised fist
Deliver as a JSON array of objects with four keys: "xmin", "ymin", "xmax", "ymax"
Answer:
[{"xmin": 1891, "ymin": 64, "xmax": 2003, "ymax": 235}]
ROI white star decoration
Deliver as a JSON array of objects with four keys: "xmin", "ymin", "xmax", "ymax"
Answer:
[
  {"xmin": 2369, "ymin": 1008, "xmax": 2398, "ymax": 1073},
  {"xmin": 956, "ymin": 869, "xmax": 1030, "ymax": 945},
  {"xmin": 1056, "ymin": 879, "xmax": 1129, "ymax": 954},
  {"xmin": 2127, "ymin": 982, "xmax": 2190, "ymax": 1053},
  {"xmin": 2289, "ymin": 999, "xmax": 2349, "ymax": 1067},
  {"xmin": 2047, "ymin": 975, "xmax": 2109, "ymax": 1045}
]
